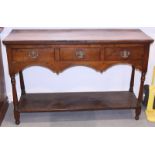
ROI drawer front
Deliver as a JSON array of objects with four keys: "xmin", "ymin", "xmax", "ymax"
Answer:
[
  {"xmin": 104, "ymin": 46, "xmax": 144, "ymax": 61},
  {"xmin": 59, "ymin": 47, "xmax": 101, "ymax": 61},
  {"xmin": 12, "ymin": 48, "xmax": 54, "ymax": 63}
]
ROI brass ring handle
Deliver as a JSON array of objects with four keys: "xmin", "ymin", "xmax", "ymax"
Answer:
[
  {"xmin": 28, "ymin": 50, "xmax": 38, "ymax": 59},
  {"xmin": 120, "ymin": 50, "xmax": 130, "ymax": 59},
  {"xmin": 75, "ymin": 49, "xmax": 85, "ymax": 59}
]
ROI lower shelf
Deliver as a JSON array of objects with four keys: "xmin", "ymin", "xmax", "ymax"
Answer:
[{"xmin": 18, "ymin": 91, "xmax": 138, "ymax": 112}]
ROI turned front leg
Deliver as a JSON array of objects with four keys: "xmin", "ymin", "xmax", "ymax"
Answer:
[
  {"xmin": 135, "ymin": 72, "xmax": 146, "ymax": 120},
  {"xmin": 129, "ymin": 66, "xmax": 135, "ymax": 92},
  {"xmin": 11, "ymin": 75, "xmax": 20, "ymax": 125},
  {"xmin": 19, "ymin": 71, "xmax": 26, "ymax": 95}
]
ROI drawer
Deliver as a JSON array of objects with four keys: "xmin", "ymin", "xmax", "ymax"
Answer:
[
  {"xmin": 104, "ymin": 46, "xmax": 144, "ymax": 61},
  {"xmin": 12, "ymin": 48, "xmax": 54, "ymax": 63},
  {"xmin": 59, "ymin": 47, "xmax": 101, "ymax": 61}
]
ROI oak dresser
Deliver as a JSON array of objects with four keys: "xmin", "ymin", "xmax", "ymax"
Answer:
[
  {"xmin": 3, "ymin": 29, "xmax": 154, "ymax": 125},
  {"xmin": 0, "ymin": 27, "xmax": 8, "ymax": 126}
]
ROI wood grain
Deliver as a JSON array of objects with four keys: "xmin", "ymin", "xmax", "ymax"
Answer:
[
  {"xmin": 3, "ymin": 29, "xmax": 154, "ymax": 45},
  {"xmin": 3, "ymin": 29, "xmax": 154, "ymax": 124},
  {"xmin": 18, "ymin": 92, "xmax": 137, "ymax": 112}
]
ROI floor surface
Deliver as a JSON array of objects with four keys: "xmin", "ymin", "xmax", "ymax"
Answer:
[{"xmin": 2, "ymin": 104, "xmax": 155, "ymax": 127}]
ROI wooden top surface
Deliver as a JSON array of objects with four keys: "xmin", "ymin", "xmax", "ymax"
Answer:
[{"xmin": 3, "ymin": 29, "xmax": 154, "ymax": 45}]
